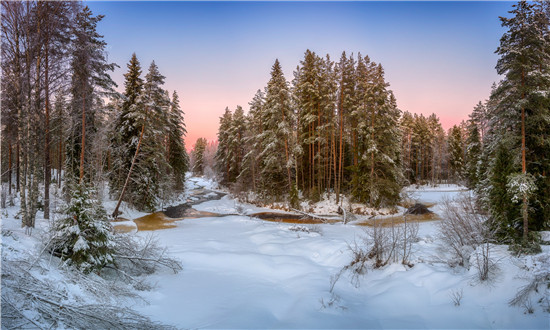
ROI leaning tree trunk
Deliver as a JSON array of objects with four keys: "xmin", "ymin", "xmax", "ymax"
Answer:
[{"xmin": 112, "ymin": 119, "xmax": 146, "ymax": 218}]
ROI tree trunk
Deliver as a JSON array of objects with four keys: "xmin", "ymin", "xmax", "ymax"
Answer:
[
  {"xmin": 44, "ymin": 42, "xmax": 51, "ymax": 219},
  {"xmin": 112, "ymin": 121, "xmax": 146, "ymax": 218},
  {"xmin": 521, "ymin": 66, "xmax": 528, "ymax": 241},
  {"xmin": 8, "ymin": 142, "xmax": 12, "ymax": 195},
  {"xmin": 79, "ymin": 81, "xmax": 86, "ymax": 184},
  {"xmin": 336, "ymin": 103, "xmax": 343, "ymax": 205}
]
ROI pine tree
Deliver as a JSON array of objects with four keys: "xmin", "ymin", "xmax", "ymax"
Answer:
[
  {"xmin": 448, "ymin": 125, "xmax": 464, "ymax": 183},
  {"xmin": 215, "ymin": 107, "xmax": 233, "ymax": 185},
  {"xmin": 110, "ymin": 58, "xmax": 170, "ymax": 212},
  {"xmin": 67, "ymin": 5, "xmax": 116, "ymax": 187},
  {"xmin": 492, "ymin": 0, "xmax": 550, "ymax": 241},
  {"xmin": 258, "ymin": 59, "xmax": 294, "ymax": 198},
  {"xmin": 351, "ymin": 59, "xmax": 402, "ymax": 207},
  {"xmin": 488, "ymin": 143, "xmax": 521, "ymax": 240},
  {"xmin": 50, "ymin": 183, "xmax": 114, "ymax": 273},
  {"xmin": 335, "ymin": 52, "xmax": 356, "ymax": 204},
  {"xmin": 128, "ymin": 61, "xmax": 170, "ymax": 210},
  {"xmin": 167, "ymin": 91, "xmax": 189, "ymax": 192},
  {"xmin": 192, "ymin": 138, "xmax": 208, "ymax": 176},
  {"xmin": 238, "ymin": 90, "xmax": 264, "ymax": 193},
  {"xmin": 228, "ymin": 105, "xmax": 246, "ymax": 185},
  {"xmin": 465, "ymin": 121, "xmax": 482, "ymax": 188},
  {"xmin": 109, "ymin": 53, "xmax": 143, "ymax": 200}
]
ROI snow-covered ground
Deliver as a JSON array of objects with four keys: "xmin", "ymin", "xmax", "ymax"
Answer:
[{"xmin": 2, "ymin": 179, "xmax": 549, "ymax": 329}]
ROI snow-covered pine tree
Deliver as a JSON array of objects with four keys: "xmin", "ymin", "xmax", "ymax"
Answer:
[
  {"xmin": 50, "ymin": 183, "xmax": 114, "ymax": 273},
  {"xmin": 488, "ymin": 142, "xmax": 521, "ymax": 240},
  {"xmin": 192, "ymin": 138, "xmax": 208, "ymax": 176},
  {"xmin": 448, "ymin": 125, "xmax": 464, "ymax": 183},
  {"xmin": 351, "ymin": 59, "xmax": 402, "ymax": 207},
  {"xmin": 491, "ymin": 0, "xmax": 550, "ymax": 241},
  {"xmin": 110, "ymin": 58, "xmax": 170, "ymax": 212},
  {"xmin": 66, "ymin": 5, "xmax": 116, "ymax": 186},
  {"xmin": 227, "ymin": 106, "xmax": 246, "ymax": 187},
  {"xmin": 167, "ymin": 91, "xmax": 189, "ymax": 192},
  {"xmin": 127, "ymin": 61, "xmax": 171, "ymax": 210},
  {"xmin": 215, "ymin": 107, "xmax": 233, "ymax": 185},
  {"xmin": 400, "ymin": 111, "xmax": 416, "ymax": 183},
  {"xmin": 258, "ymin": 59, "xmax": 294, "ymax": 199},
  {"xmin": 335, "ymin": 52, "xmax": 356, "ymax": 204},
  {"xmin": 293, "ymin": 49, "xmax": 321, "ymax": 197},
  {"xmin": 427, "ymin": 114, "xmax": 446, "ymax": 184},
  {"xmin": 109, "ymin": 53, "xmax": 143, "ymax": 199},
  {"xmin": 238, "ymin": 90, "xmax": 264, "ymax": 193},
  {"xmin": 465, "ymin": 121, "xmax": 482, "ymax": 188}
]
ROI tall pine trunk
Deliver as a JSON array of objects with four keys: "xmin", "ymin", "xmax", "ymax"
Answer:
[{"xmin": 44, "ymin": 42, "xmax": 51, "ymax": 219}]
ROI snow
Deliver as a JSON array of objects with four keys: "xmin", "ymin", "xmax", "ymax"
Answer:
[{"xmin": 2, "ymin": 181, "xmax": 549, "ymax": 328}]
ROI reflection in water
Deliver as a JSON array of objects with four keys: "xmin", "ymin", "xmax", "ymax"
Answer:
[{"xmin": 134, "ymin": 212, "xmax": 179, "ymax": 231}]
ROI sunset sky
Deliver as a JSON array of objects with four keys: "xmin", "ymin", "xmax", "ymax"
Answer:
[{"xmin": 86, "ymin": 1, "xmax": 513, "ymax": 149}]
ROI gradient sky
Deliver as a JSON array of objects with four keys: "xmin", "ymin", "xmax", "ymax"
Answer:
[{"xmin": 86, "ymin": 1, "xmax": 513, "ymax": 149}]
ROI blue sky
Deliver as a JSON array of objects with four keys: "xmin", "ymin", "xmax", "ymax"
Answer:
[{"xmin": 86, "ymin": 1, "xmax": 514, "ymax": 147}]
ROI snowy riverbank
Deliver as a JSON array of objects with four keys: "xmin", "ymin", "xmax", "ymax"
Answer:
[{"xmin": 2, "ymin": 179, "xmax": 549, "ymax": 328}]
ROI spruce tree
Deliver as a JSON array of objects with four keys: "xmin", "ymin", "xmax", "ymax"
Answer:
[
  {"xmin": 351, "ymin": 59, "xmax": 402, "ymax": 207},
  {"xmin": 215, "ymin": 107, "xmax": 233, "ymax": 185},
  {"xmin": 192, "ymin": 138, "xmax": 208, "ymax": 176},
  {"xmin": 167, "ymin": 91, "xmax": 189, "ymax": 192},
  {"xmin": 228, "ymin": 106, "xmax": 246, "ymax": 185},
  {"xmin": 493, "ymin": 0, "xmax": 550, "ymax": 241},
  {"xmin": 238, "ymin": 90, "xmax": 264, "ymax": 192},
  {"xmin": 66, "ymin": 5, "xmax": 116, "ymax": 186},
  {"xmin": 109, "ymin": 53, "xmax": 143, "ymax": 198},
  {"xmin": 465, "ymin": 121, "xmax": 482, "ymax": 188},
  {"xmin": 258, "ymin": 59, "xmax": 294, "ymax": 198},
  {"xmin": 335, "ymin": 52, "xmax": 356, "ymax": 204},
  {"xmin": 50, "ymin": 183, "xmax": 114, "ymax": 273},
  {"xmin": 448, "ymin": 125, "xmax": 464, "ymax": 183}
]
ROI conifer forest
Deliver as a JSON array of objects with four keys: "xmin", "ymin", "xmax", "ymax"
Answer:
[{"xmin": 1, "ymin": 1, "xmax": 549, "ymax": 329}]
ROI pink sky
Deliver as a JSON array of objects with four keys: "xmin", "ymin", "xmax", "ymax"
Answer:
[{"xmin": 89, "ymin": 1, "xmax": 510, "ymax": 150}]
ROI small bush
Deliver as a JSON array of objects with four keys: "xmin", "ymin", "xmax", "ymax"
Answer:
[
  {"xmin": 438, "ymin": 194, "xmax": 492, "ymax": 268},
  {"xmin": 509, "ymin": 232, "xmax": 542, "ymax": 256},
  {"xmin": 366, "ymin": 218, "xmax": 418, "ymax": 267},
  {"xmin": 449, "ymin": 288, "xmax": 464, "ymax": 306}
]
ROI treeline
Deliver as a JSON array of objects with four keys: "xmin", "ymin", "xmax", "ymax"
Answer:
[
  {"xmin": 214, "ymin": 50, "xmax": 467, "ymax": 208},
  {"xmin": 464, "ymin": 1, "xmax": 550, "ymax": 248},
  {"xmin": 1, "ymin": 2, "xmax": 189, "ymax": 230}
]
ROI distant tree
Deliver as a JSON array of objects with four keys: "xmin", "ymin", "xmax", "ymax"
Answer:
[
  {"xmin": 215, "ymin": 107, "xmax": 233, "ymax": 184},
  {"xmin": 448, "ymin": 125, "xmax": 464, "ymax": 183},
  {"xmin": 465, "ymin": 121, "xmax": 482, "ymax": 188},
  {"xmin": 192, "ymin": 138, "xmax": 208, "ymax": 176}
]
